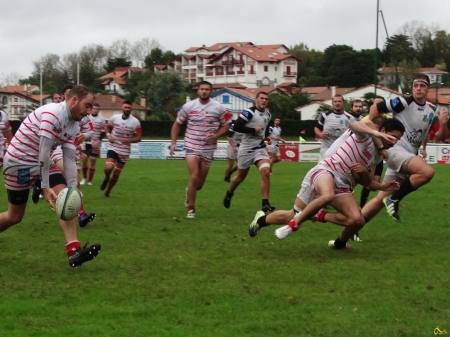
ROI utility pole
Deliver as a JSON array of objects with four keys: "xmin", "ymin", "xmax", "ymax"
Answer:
[{"xmin": 40, "ymin": 66, "xmax": 43, "ymax": 106}]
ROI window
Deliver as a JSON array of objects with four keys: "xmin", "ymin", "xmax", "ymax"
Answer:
[
  {"xmin": 275, "ymin": 67, "xmax": 277, "ymax": 71},
  {"xmin": 2, "ymin": 96, "xmax": 7, "ymax": 106},
  {"xmin": 264, "ymin": 66, "xmax": 268, "ymax": 72},
  {"xmin": 222, "ymin": 95, "xmax": 230, "ymax": 104}
]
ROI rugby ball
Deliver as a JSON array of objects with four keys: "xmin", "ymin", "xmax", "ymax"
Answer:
[{"xmin": 55, "ymin": 186, "xmax": 82, "ymax": 221}]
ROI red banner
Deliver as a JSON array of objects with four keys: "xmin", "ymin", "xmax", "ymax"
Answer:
[{"xmin": 280, "ymin": 144, "xmax": 299, "ymax": 162}]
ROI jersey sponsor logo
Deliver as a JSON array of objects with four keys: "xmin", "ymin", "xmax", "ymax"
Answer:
[
  {"xmin": 407, "ymin": 129, "xmax": 424, "ymax": 148},
  {"xmin": 391, "ymin": 97, "xmax": 401, "ymax": 108}
]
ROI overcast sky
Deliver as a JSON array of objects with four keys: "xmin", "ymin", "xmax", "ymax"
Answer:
[{"xmin": 1, "ymin": 0, "xmax": 449, "ymax": 82}]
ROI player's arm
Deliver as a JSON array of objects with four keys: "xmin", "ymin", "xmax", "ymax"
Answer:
[
  {"xmin": 170, "ymin": 121, "xmax": 182, "ymax": 155},
  {"xmin": 38, "ymin": 137, "xmax": 58, "ymax": 208},
  {"xmin": 233, "ymin": 112, "xmax": 261, "ymax": 134},
  {"xmin": 104, "ymin": 123, "xmax": 114, "ymax": 142},
  {"xmin": 349, "ymin": 120, "xmax": 397, "ymax": 146},
  {"xmin": 434, "ymin": 113, "xmax": 449, "ymax": 143},
  {"xmin": 314, "ymin": 114, "xmax": 327, "ymax": 139},
  {"xmin": 125, "ymin": 130, "xmax": 142, "ymax": 144},
  {"xmin": 61, "ymin": 146, "xmax": 78, "ymax": 188}
]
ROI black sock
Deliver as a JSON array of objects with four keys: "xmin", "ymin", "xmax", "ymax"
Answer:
[
  {"xmin": 257, "ymin": 215, "xmax": 269, "ymax": 228},
  {"xmin": 226, "ymin": 190, "xmax": 233, "ymax": 198},
  {"xmin": 334, "ymin": 236, "xmax": 347, "ymax": 249},
  {"xmin": 360, "ymin": 187, "xmax": 370, "ymax": 208},
  {"xmin": 262, "ymin": 199, "xmax": 269, "ymax": 206},
  {"xmin": 391, "ymin": 177, "xmax": 417, "ymax": 202}
]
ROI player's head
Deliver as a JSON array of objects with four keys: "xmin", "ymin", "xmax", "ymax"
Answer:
[
  {"xmin": 255, "ymin": 92, "xmax": 269, "ymax": 110},
  {"xmin": 122, "ymin": 100, "xmax": 132, "ymax": 117},
  {"xmin": 92, "ymin": 103, "xmax": 100, "ymax": 116},
  {"xmin": 412, "ymin": 74, "xmax": 430, "ymax": 102},
  {"xmin": 62, "ymin": 84, "xmax": 74, "ymax": 101},
  {"xmin": 197, "ymin": 81, "xmax": 212, "ymax": 101},
  {"xmin": 274, "ymin": 117, "xmax": 280, "ymax": 126},
  {"xmin": 66, "ymin": 85, "xmax": 94, "ymax": 121},
  {"xmin": 350, "ymin": 99, "xmax": 363, "ymax": 118},
  {"xmin": 372, "ymin": 95, "xmax": 385, "ymax": 106},
  {"xmin": 378, "ymin": 118, "xmax": 405, "ymax": 149},
  {"xmin": 332, "ymin": 94, "xmax": 344, "ymax": 113},
  {"xmin": 52, "ymin": 93, "xmax": 62, "ymax": 103}
]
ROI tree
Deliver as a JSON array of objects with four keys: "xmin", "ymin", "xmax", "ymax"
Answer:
[
  {"xmin": 145, "ymin": 71, "xmax": 190, "ymax": 115},
  {"xmin": 130, "ymin": 38, "xmax": 160, "ymax": 67},
  {"xmin": 266, "ymin": 94, "xmax": 298, "ymax": 119},
  {"xmin": 290, "ymin": 90, "xmax": 310, "ymax": 107},
  {"xmin": 104, "ymin": 58, "xmax": 132, "ymax": 73},
  {"xmin": 0, "ymin": 72, "xmax": 23, "ymax": 85},
  {"xmin": 122, "ymin": 70, "xmax": 153, "ymax": 104},
  {"xmin": 381, "ymin": 34, "xmax": 416, "ymax": 65}
]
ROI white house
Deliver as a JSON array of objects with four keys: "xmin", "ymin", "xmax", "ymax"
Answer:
[
  {"xmin": 99, "ymin": 67, "xmax": 146, "ymax": 95},
  {"xmin": 155, "ymin": 42, "xmax": 299, "ymax": 88},
  {"xmin": 0, "ymin": 85, "xmax": 52, "ymax": 120}
]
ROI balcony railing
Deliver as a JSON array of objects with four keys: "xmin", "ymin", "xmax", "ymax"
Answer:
[
  {"xmin": 248, "ymin": 71, "xmax": 256, "ymax": 75},
  {"xmin": 236, "ymin": 70, "xmax": 245, "ymax": 74},
  {"xmin": 205, "ymin": 72, "xmax": 214, "ymax": 76},
  {"xmin": 216, "ymin": 72, "xmax": 224, "ymax": 76},
  {"xmin": 226, "ymin": 71, "xmax": 235, "ymax": 75},
  {"xmin": 283, "ymin": 72, "xmax": 297, "ymax": 77},
  {"xmin": 221, "ymin": 59, "xmax": 244, "ymax": 65}
]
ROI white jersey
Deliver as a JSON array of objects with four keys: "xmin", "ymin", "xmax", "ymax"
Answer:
[
  {"xmin": 79, "ymin": 116, "xmax": 94, "ymax": 140},
  {"xmin": 88, "ymin": 114, "xmax": 106, "ymax": 144},
  {"xmin": 238, "ymin": 106, "xmax": 272, "ymax": 152},
  {"xmin": 228, "ymin": 123, "xmax": 243, "ymax": 147},
  {"xmin": 107, "ymin": 114, "xmax": 141, "ymax": 162},
  {"xmin": 316, "ymin": 111, "xmax": 355, "ymax": 153},
  {"xmin": 176, "ymin": 98, "xmax": 231, "ymax": 152},
  {"xmin": 320, "ymin": 132, "xmax": 381, "ymax": 190},
  {"xmin": 0, "ymin": 110, "xmax": 11, "ymax": 155},
  {"xmin": 381, "ymin": 96, "xmax": 438, "ymax": 154},
  {"xmin": 6, "ymin": 102, "xmax": 79, "ymax": 164},
  {"xmin": 269, "ymin": 126, "xmax": 282, "ymax": 146}
]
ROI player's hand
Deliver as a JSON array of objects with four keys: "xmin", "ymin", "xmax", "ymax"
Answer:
[
  {"xmin": 43, "ymin": 187, "xmax": 57, "ymax": 209},
  {"xmin": 93, "ymin": 140, "xmax": 101, "ymax": 147},
  {"xmin": 77, "ymin": 133, "xmax": 86, "ymax": 144},
  {"xmin": 350, "ymin": 162, "xmax": 367, "ymax": 175},
  {"xmin": 233, "ymin": 147, "xmax": 238, "ymax": 153},
  {"xmin": 380, "ymin": 181, "xmax": 400, "ymax": 192},
  {"xmin": 380, "ymin": 149, "xmax": 389, "ymax": 161},
  {"xmin": 254, "ymin": 126, "xmax": 263, "ymax": 135},
  {"xmin": 319, "ymin": 131, "xmax": 328, "ymax": 140},
  {"xmin": 107, "ymin": 135, "xmax": 114, "ymax": 143},
  {"xmin": 170, "ymin": 144, "xmax": 176, "ymax": 156},
  {"xmin": 121, "ymin": 139, "xmax": 130, "ymax": 145},
  {"xmin": 420, "ymin": 148, "xmax": 427, "ymax": 159},
  {"xmin": 378, "ymin": 133, "xmax": 398, "ymax": 145},
  {"xmin": 438, "ymin": 109, "xmax": 449, "ymax": 124},
  {"xmin": 206, "ymin": 132, "xmax": 217, "ymax": 143}
]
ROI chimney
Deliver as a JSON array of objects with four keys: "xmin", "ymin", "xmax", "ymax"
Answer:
[
  {"xmin": 140, "ymin": 97, "xmax": 146, "ymax": 107},
  {"xmin": 24, "ymin": 84, "xmax": 27, "ymax": 91},
  {"xmin": 111, "ymin": 95, "xmax": 116, "ymax": 103},
  {"xmin": 331, "ymin": 86, "xmax": 336, "ymax": 97}
]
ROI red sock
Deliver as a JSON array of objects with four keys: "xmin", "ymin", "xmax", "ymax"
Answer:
[
  {"xmin": 288, "ymin": 219, "xmax": 300, "ymax": 231},
  {"xmin": 82, "ymin": 167, "xmax": 88, "ymax": 179},
  {"xmin": 316, "ymin": 209, "xmax": 328, "ymax": 223},
  {"xmin": 106, "ymin": 177, "xmax": 118, "ymax": 193},
  {"xmin": 88, "ymin": 168, "xmax": 95, "ymax": 182},
  {"xmin": 188, "ymin": 206, "xmax": 195, "ymax": 212},
  {"xmin": 77, "ymin": 204, "xmax": 85, "ymax": 219},
  {"xmin": 66, "ymin": 240, "xmax": 81, "ymax": 256}
]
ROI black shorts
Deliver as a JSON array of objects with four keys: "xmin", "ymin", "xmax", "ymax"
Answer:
[
  {"xmin": 50, "ymin": 173, "xmax": 67, "ymax": 188},
  {"xmin": 83, "ymin": 144, "xmax": 92, "ymax": 156},
  {"xmin": 374, "ymin": 161, "xmax": 384, "ymax": 177},
  {"xmin": 7, "ymin": 189, "xmax": 30, "ymax": 205},
  {"xmin": 107, "ymin": 150, "xmax": 126, "ymax": 166}
]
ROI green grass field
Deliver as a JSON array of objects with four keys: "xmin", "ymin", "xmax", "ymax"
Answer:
[{"xmin": 0, "ymin": 159, "xmax": 449, "ymax": 337}]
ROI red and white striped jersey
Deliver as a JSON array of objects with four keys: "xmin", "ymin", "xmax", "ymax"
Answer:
[
  {"xmin": 176, "ymin": 98, "xmax": 231, "ymax": 152},
  {"xmin": 6, "ymin": 102, "xmax": 79, "ymax": 164},
  {"xmin": 79, "ymin": 116, "xmax": 94, "ymax": 138},
  {"xmin": 320, "ymin": 132, "xmax": 381, "ymax": 190},
  {"xmin": 107, "ymin": 114, "xmax": 141, "ymax": 161},
  {"xmin": 0, "ymin": 110, "xmax": 11, "ymax": 155},
  {"xmin": 49, "ymin": 145, "xmax": 82, "ymax": 175},
  {"xmin": 87, "ymin": 114, "xmax": 106, "ymax": 144}
]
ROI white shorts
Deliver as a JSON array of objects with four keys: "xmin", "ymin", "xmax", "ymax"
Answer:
[
  {"xmin": 3, "ymin": 154, "xmax": 40, "ymax": 191},
  {"xmin": 267, "ymin": 144, "xmax": 280, "ymax": 156},
  {"xmin": 185, "ymin": 148, "xmax": 214, "ymax": 167},
  {"xmin": 296, "ymin": 166, "xmax": 353, "ymax": 205},
  {"xmin": 237, "ymin": 147, "xmax": 270, "ymax": 170},
  {"xmin": 386, "ymin": 147, "xmax": 416, "ymax": 173},
  {"xmin": 226, "ymin": 144, "xmax": 237, "ymax": 160}
]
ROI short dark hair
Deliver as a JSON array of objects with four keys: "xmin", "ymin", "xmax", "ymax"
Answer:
[
  {"xmin": 256, "ymin": 91, "xmax": 269, "ymax": 98},
  {"xmin": 65, "ymin": 85, "xmax": 91, "ymax": 101},
  {"xmin": 412, "ymin": 74, "xmax": 430, "ymax": 87},
  {"xmin": 351, "ymin": 99, "xmax": 363, "ymax": 107},
  {"xmin": 123, "ymin": 100, "xmax": 132, "ymax": 106},
  {"xmin": 198, "ymin": 81, "xmax": 213, "ymax": 90},
  {"xmin": 62, "ymin": 84, "xmax": 74, "ymax": 95},
  {"xmin": 382, "ymin": 118, "xmax": 405, "ymax": 134},
  {"xmin": 375, "ymin": 95, "xmax": 385, "ymax": 101},
  {"xmin": 332, "ymin": 94, "xmax": 345, "ymax": 101}
]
